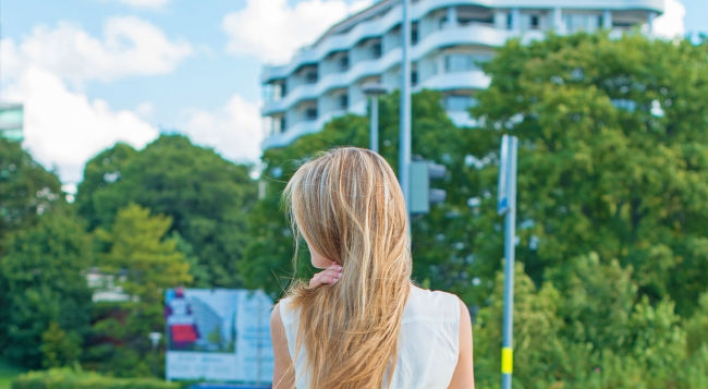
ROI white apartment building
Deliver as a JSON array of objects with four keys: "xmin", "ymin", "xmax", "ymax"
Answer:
[{"xmin": 261, "ymin": 0, "xmax": 664, "ymax": 150}]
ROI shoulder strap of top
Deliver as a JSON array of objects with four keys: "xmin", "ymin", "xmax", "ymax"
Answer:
[
  {"xmin": 278, "ymin": 297, "xmax": 299, "ymax": 359},
  {"xmin": 278, "ymin": 297, "xmax": 311, "ymax": 388}
]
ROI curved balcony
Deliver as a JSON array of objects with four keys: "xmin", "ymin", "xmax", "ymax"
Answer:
[
  {"xmin": 262, "ymin": 82, "xmax": 320, "ymax": 115},
  {"xmin": 262, "ymin": 0, "xmax": 663, "ymax": 83},
  {"xmin": 261, "ymin": 2, "xmax": 403, "ymax": 83},
  {"xmin": 262, "ymin": 101, "xmax": 367, "ymax": 150},
  {"xmin": 263, "ymin": 22, "xmax": 506, "ymax": 115},
  {"xmin": 263, "ymin": 106, "xmax": 473, "ymax": 150},
  {"xmin": 412, "ymin": 22, "xmax": 510, "ymax": 55},
  {"xmin": 261, "ymin": 117, "xmax": 328, "ymax": 150},
  {"xmin": 262, "ymin": 0, "xmax": 506, "ymax": 83},
  {"xmin": 263, "ymin": 46, "xmax": 403, "ymax": 115},
  {"xmin": 417, "ymin": 70, "xmax": 490, "ymax": 91},
  {"xmin": 446, "ymin": 0, "xmax": 662, "ymax": 10}
]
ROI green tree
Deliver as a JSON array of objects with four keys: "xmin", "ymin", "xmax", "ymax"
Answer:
[
  {"xmin": 685, "ymin": 291, "xmax": 708, "ymax": 356},
  {"xmin": 546, "ymin": 253, "xmax": 636, "ymax": 353},
  {"xmin": 88, "ymin": 204, "xmax": 191, "ymax": 377},
  {"xmin": 0, "ymin": 211, "xmax": 92, "ymax": 368},
  {"xmin": 76, "ymin": 135, "xmax": 257, "ymax": 287},
  {"xmin": 75, "ymin": 142, "xmax": 137, "ymax": 230},
  {"xmin": 171, "ymin": 231, "xmax": 210, "ymax": 288},
  {"xmin": 472, "ymin": 33, "xmax": 708, "ymax": 315},
  {"xmin": 40, "ymin": 322, "xmax": 82, "ymax": 368},
  {"xmin": 0, "ymin": 140, "xmax": 66, "ymax": 351},
  {"xmin": 473, "ymin": 262, "xmax": 566, "ymax": 389},
  {"xmin": 0, "ymin": 138, "xmax": 64, "ymax": 241},
  {"xmin": 96, "ymin": 204, "xmax": 192, "ymax": 304},
  {"xmin": 474, "ymin": 256, "xmax": 695, "ymax": 389}
]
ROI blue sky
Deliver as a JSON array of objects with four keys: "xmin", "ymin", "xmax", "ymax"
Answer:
[
  {"xmin": 1, "ymin": 0, "xmax": 705, "ymax": 186},
  {"xmin": 3, "ymin": 1, "xmax": 261, "ymax": 119}
]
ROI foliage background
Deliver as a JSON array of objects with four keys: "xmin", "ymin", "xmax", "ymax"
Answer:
[{"xmin": 0, "ymin": 33, "xmax": 707, "ymax": 388}]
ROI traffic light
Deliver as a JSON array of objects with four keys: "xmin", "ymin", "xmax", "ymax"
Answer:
[{"xmin": 409, "ymin": 160, "xmax": 447, "ymax": 214}]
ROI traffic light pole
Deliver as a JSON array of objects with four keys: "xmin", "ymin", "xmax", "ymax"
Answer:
[
  {"xmin": 399, "ymin": 0, "xmax": 412, "ymax": 214},
  {"xmin": 370, "ymin": 95, "xmax": 379, "ymax": 153}
]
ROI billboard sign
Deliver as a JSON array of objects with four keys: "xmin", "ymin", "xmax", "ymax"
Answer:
[{"xmin": 165, "ymin": 288, "xmax": 274, "ymax": 384}]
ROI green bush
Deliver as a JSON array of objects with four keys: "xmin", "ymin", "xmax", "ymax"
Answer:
[{"xmin": 11, "ymin": 369, "xmax": 179, "ymax": 389}]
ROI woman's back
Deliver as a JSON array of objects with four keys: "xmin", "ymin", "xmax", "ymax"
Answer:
[
  {"xmin": 279, "ymin": 286, "xmax": 461, "ymax": 389},
  {"xmin": 271, "ymin": 148, "xmax": 474, "ymax": 389}
]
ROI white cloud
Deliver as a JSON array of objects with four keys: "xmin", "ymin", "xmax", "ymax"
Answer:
[
  {"xmin": 180, "ymin": 95, "xmax": 263, "ymax": 163},
  {"xmin": 653, "ymin": 0, "xmax": 686, "ymax": 39},
  {"xmin": 5, "ymin": 67, "xmax": 159, "ymax": 183},
  {"xmin": 0, "ymin": 17, "xmax": 190, "ymax": 183},
  {"xmin": 113, "ymin": 0, "xmax": 170, "ymax": 9},
  {"xmin": 135, "ymin": 102, "xmax": 155, "ymax": 119},
  {"xmin": 222, "ymin": 0, "xmax": 372, "ymax": 64},
  {"xmin": 2, "ymin": 16, "xmax": 191, "ymax": 85}
]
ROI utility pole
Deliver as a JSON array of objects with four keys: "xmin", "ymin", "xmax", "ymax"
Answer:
[
  {"xmin": 363, "ymin": 83, "xmax": 387, "ymax": 153},
  {"xmin": 399, "ymin": 0, "xmax": 412, "ymax": 212}
]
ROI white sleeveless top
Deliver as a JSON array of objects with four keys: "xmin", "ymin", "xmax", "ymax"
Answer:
[{"xmin": 279, "ymin": 286, "xmax": 461, "ymax": 389}]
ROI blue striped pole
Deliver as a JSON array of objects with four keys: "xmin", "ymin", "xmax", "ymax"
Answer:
[{"xmin": 500, "ymin": 135, "xmax": 518, "ymax": 389}]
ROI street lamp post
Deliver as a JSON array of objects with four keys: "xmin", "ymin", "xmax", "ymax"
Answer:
[
  {"xmin": 400, "ymin": 0, "xmax": 412, "ymax": 212},
  {"xmin": 363, "ymin": 82, "xmax": 387, "ymax": 153},
  {"xmin": 149, "ymin": 332, "xmax": 163, "ymax": 378}
]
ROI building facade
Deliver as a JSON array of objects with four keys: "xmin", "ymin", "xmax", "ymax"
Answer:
[
  {"xmin": 261, "ymin": 0, "xmax": 664, "ymax": 150},
  {"xmin": 0, "ymin": 103, "xmax": 24, "ymax": 143}
]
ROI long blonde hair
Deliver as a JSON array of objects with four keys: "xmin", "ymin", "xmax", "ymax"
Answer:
[{"xmin": 283, "ymin": 147, "xmax": 412, "ymax": 389}]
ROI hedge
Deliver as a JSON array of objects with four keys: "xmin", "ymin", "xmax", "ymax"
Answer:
[{"xmin": 12, "ymin": 369, "xmax": 180, "ymax": 389}]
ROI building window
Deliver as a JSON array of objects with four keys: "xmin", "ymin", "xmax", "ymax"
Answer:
[
  {"xmin": 612, "ymin": 20, "xmax": 633, "ymax": 29},
  {"xmin": 338, "ymin": 93, "xmax": 349, "ymax": 110},
  {"xmin": 444, "ymin": 53, "xmax": 492, "ymax": 73},
  {"xmin": 339, "ymin": 55, "xmax": 349, "ymax": 71},
  {"xmin": 457, "ymin": 5, "xmax": 494, "ymax": 26},
  {"xmin": 411, "ymin": 23, "xmax": 419, "ymax": 45},
  {"xmin": 371, "ymin": 42, "xmax": 382, "ymax": 58},
  {"xmin": 446, "ymin": 54, "xmax": 472, "ymax": 72},
  {"xmin": 305, "ymin": 70, "xmax": 318, "ymax": 84},
  {"xmin": 265, "ymin": 82, "xmax": 287, "ymax": 102},
  {"xmin": 564, "ymin": 14, "xmax": 600, "ymax": 33},
  {"xmin": 272, "ymin": 116, "xmax": 286, "ymax": 134},
  {"xmin": 268, "ymin": 116, "xmax": 286, "ymax": 135},
  {"xmin": 507, "ymin": 13, "xmax": 513, "ymax": 30},
  {"xmin": 411, "ymin": 70, "xmax": 418, "ymax": 86},
  {"xmin": 305, "ymin": 107, "xmax": 318, "ymax": 121},
  {"xmin": 530, "ymin": 15, "xmax": 540, "ymax": 29},
  {"xmin": 439, "ymin": 16, "xmax": 448, "ymax": 29}
]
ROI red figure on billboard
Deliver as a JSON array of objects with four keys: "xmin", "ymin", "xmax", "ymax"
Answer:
[{"xmin": 166, "ymin": 287, "xmax": 200, "ymax": 349}]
